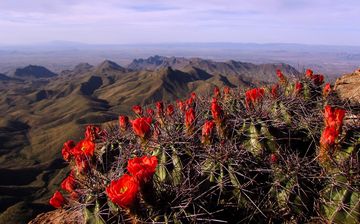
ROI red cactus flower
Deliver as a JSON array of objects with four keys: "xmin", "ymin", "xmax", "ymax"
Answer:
[
  {"xmin": 320, "ymin": 105, "xmax": 346, "ymax": 155},
  {"xmin": 311, "ymin": 74, "xmax": 324, "ymax": 86},
  {"xmin": 70, "ymin": 192, "xmax": 79, "ymax": 200},
  {"xmin": 258, "ymin": 88, "xmax": 265, "ymax": 98},
  {"xmin": 211, "ymin": 98, "xmax": 223, "ymax": 123},
  {"xmin": 186, "ymin": 97, "xmax": 193, "ymax": 105},
  {"xmin": 185, "ymin": 108, "xmax": 196, "ymax": 130},
  {"xmin": 131, "ymin": 117, "xmax": 152, "ymax": 138},
  {"xmin": 276, "ymin": 69, "xmax": 286, "ymax": 83},
  {"xmin": 156, "ymin": 101, "xmax": 164, "ymax": 116},
  {"xmin": 186, "ymin": 97, "xmax": 195, "ymax": 110},
  {"xmin": 245, "ymin": 90, "xmax": 251, "ymax": 105},
  {"xmin": 245, "ymin": 88, "xmax": 265, "ymax": 107},
  {"xmin": 166, "ymin": 104, "xmax": 175, "ymax": 117},
  {"xmin": 49, "ymin": 191, "xmax": 65, "ymax": 208},
  {"xmin": 185, "ymin": 97, "xmax": 194, "ymax": 108},
  {"xmin": 191, "ymin": 92, "xmax": 196, "ymax": 100},
  {"xmin": 72, "ymin": 139, "xmax": 95, "ymax": 157},
  {"xmin": 177, "ymin": 100, "xmax": 185, "ymax": 112},
  {"xmin": 61, "ymin": 150, "xmax": 71, "ymax": 162},
  {"xmin": 320, "ymin": 126, "xmax": 339, "ymax": 146},
  {"xmin": 324, "ymin": 105, "xmax": 345, "ymax": 131},
  {"xmin": 132, "ymin": 105, "xmax": 143, "ymax": 115},
  {"xmin": 127, "ymin": 156, "xmax": 158, "ymax": 183},
  {"xmin": 271, "ymin": 84, "xmax": 279, "ymax": 98},
  {"xmin": 324, "ymin": 106, "xmax": 338, "ymax": 126},
  {"xmin": 324, "ymin": 106, "xmax": 334, "ymax": 125},
  {"xmin": 323, "ymin": 83, "xmax": 331, "ymax": 97},
  {"xmin": 75, "ymin": 155, "xmax": 89, "ymax": 173},
  {"xmin": 61, "ymin": 174, "xmax": 76, "ymax": 193},
  {"xmin": 85, "ymin": 125, "xmax": 105, "ymax": 142},
  {"xmin": 201, "ymin": 120, "xmax": 215, "ymax": 144},
  {"xmin": 146, "ymin": 108, "xmax": 154, "ymax": 117},
  {"xmin": 295, "ymin": 81, "xmax": 303, "ymax": 94},
  {"xmin": 305, "ymin": 69, "xmax": 313, "ymax": 78},
  {"xmin": 61, "ymin": 140, "xmax": 75, "ymax": 161},
  {"xmin": 334, "ymin": 109, "xmax": 346, "ymax": 128},
  {"xmin": 319, "ymin": 105, "xmax": 345, "ymax": 163},
  {"xmin": 270, "ymin": 153, "xmax": 278, "ymax": 164},
  {"xmin": 223, "ymin": 86, "xmax": 230, "ymax": 95},
  {"xmin": 254, "ymin": 88, "xmax": 265, "ymax": 101},
  {"xmin": 106, "ymin": 174, "xmax": 139, "ymax": 208},
  {"xmin": 214, "ymin": 86, "xmax": 220, "ymax": 98},
  {"xmin": 119, "ymin": 115, "xmax": 129, "ymax": 131},
  {"xmin": 202, "ymin": 120, "xmax": 215, "ymax": 137}
]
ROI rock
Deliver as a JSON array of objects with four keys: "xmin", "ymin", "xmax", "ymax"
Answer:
[
  {"xmin": 334, "ymin": 68, "xmax": 360, "ymax": 103},
  {"xmin": 28, "ymin": 209, "xmax": 84, "ymax": 224}
]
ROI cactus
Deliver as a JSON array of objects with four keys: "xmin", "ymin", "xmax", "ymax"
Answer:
[
  {"xmin": 320, "ymin": 135, "xmax": 360, "ymax": 224},
  {"xmin": 48, "ymin": 69, "xmax": 359, "ymax": 223},
  {"xmin": 321, "ymin": 176, "xmax": 360, "ymax": 224}
]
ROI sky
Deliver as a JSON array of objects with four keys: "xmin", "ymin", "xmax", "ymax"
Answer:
[{"xmin": 0, "ymin": 0, "xmax": 359, "ymax": 46}]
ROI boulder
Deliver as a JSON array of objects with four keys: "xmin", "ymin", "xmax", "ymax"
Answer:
[{"xmin": 334, "ymin": 68, "xmax": 360, "ymax": 103}]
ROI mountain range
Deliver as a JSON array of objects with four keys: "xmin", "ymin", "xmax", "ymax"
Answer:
[
  {"xmin": 2, "ymin": 42, "xmax": 359, "ymax": 80},
  {"xmin": 0, "ymin": 56, "xmax": 300, "ymax": 223}
]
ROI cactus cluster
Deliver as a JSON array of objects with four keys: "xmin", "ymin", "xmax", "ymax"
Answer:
[{"xmin": 50, "ymin": 69, "xmax": 359, "ymax": 223}]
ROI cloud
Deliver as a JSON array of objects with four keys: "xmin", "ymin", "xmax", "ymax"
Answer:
[
  {"xmin": 126, "ymin": 3, "xmax": 180, "ymax": 12},
  {"xmin": 0, "ymin": 0, "xmax": 359, "ymax": 45}
]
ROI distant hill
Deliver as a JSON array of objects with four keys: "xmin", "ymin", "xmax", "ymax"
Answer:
[
  {"xmin": 0, "ymin": 56, "xmax": 300, "ymax": 223},
  {"xmin": 94, "ymin": 60, "xmax": 127, "ymax": 75},
  {"xmin": 0, "ymin": 73, "xmax": 13, "ymax": 81},
  {"xmin": 128, "ymin": 55, "xmax": 300, "ymax": 84},
  {"xmin": 12, "ymin": 65, "xmax": 57, "ymax": 79},
  {"xmin": 0, "ymin": 73, "xmax": 23, "ymax": 83},
  {"xmin": 60, "ymin": 63, "xmax": 94, "ymax": 76}
]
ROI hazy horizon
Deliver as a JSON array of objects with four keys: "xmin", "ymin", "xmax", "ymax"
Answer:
[
  {"xmin": 1, "ymin": 41, "xmax": 360, "ymax": 48},
  {"xmin": 1, "ymin": 0, "xmax": 359, "ymax": 46}
]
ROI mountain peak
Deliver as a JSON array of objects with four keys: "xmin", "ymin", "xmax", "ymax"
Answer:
[
  {"xmin": 148, "ymin": 55, "xmax": 166, "ymax": 60},
  {"xmin": 73, "ymin": 63, "xmax": 93, "ymax": 72},
  {"xmin": 95, "ymin": 60, "xmax": 126, "ymax": 73},
  {"xmin": 99, "ymin": 60, "xmax": 120, "ymax": 67},
  {"xmin": 13, "ymin": 65, "xmax": 57, "ymax": 79},
  {"xmin": 0, "ymin": 73, "xmax": 11, "ymax": 81},
  {"xmin": 141, "ymin": 55, "xmax": 167, "ymax": 63},
  {"xmin": 128, "ymin": 55, "xmax": 170, "ymax": 70},
  {"xmin": 74, "ymin": 63, "xmax": 94, "ymax": 74}
]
